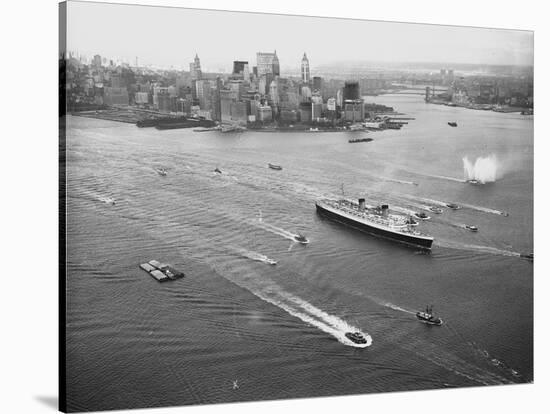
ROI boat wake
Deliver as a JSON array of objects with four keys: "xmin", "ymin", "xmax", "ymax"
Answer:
[
  {"xmin": 380, "ymin": 301, "xmax": 416, "ymax": 315},
  {"xmin": 74, "ymin": 188, "xmax": 117, "ymax": 205},
  {"xmin": 378, "ymin": 176, "xmax": 419, "ymax": 186},
  {"xmin": 232, "ymin": 247, "xmax": 277, "ymax": 266},
  {"xmin": 443, "ymin": 323, "xmax": 524, "ymax": 381},
  {"xmin": 368, "ymin": 297, "xmax": 519, "ymax": 384},
  {"xmin": 210, "ymin": 261, "xmax": 372, "ymax": 348},
  {"xmin": 255, "ymin": 221, "xmax": 301, "ymax": 243},
  {"xmin": 435, "ymin": 240, "xmax": 520, "ymax": 258},
  {"xmin": 401, "ymin": 195, "xmax": 507, "ymax": 216}
]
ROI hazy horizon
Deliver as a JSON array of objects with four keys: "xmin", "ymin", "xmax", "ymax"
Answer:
[{"xmin": 65, "ymin": 1, "xmax": 534, "ymax": 72}]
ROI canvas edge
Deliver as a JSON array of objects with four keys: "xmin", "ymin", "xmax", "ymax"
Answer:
[{"xmin": 59, "ymin": 1, "xmax": 68, "ymax": 412}]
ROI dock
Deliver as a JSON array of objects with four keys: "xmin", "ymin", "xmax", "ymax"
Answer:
[{"xmin": 140, "ymin": 260, "xmax": 184, "ymax": 282}]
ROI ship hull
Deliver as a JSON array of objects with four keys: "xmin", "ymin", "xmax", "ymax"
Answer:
[{"xmin": 316, "ymin": 202, "xmax": 433, "ymax": 249}]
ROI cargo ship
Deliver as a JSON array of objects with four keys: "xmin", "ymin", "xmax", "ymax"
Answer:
[{"xmin": 315, "ymin": 198, "xmax": 434, "ymax": 249}]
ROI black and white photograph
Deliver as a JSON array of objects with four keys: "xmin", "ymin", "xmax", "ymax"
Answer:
[{"xmin": 54, "ymin": 0, "xmax": 540, "ymax": 412}]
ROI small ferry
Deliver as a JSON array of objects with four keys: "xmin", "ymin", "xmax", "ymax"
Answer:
[
  {"xmin": 345, "ymin": 332, "xmax": 368, "ymax": 345},
  {"xmin": 465, "ymin": 225, "xmax": 478, "ymax": 232},
  {"xmin": 414, "ymin": 212, "xmax": 430, "ymax": 220},
  {"xmin": 268, "ymin": 163, "xmax": 283, "ymax": 170},
  {"xmin": 448, "ymin": 122, "xmax": 458, "ymax": 127},
  {"xmin": 428, "ymin": 206, "xmax": 443, "ymax": 214},
  {"xmin": 416, "ymin": 305, "xmax": 443, "ymax": 326},
  {"xmin": 446, "ymin": 203, "xmax": 460, "ymax": 210},
  {"xmin": 294, "ymin": 234, "xmax": 310, "ymax": 244}
]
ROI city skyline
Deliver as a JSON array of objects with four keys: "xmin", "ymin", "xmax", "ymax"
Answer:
[{"xmin": 66, "ymin": 1, "xmax": 533, "ymax": 72}]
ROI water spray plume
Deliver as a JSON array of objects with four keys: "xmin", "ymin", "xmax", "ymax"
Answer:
[{"xmin": 463, "ymin": 155, "xmax": 498, "ymax": 184}]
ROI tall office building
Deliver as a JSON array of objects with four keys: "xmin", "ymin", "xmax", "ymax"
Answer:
[
  {"xmin": 301, "ymin": 53, "xmax": 310, "ymax": 84},
  {"xmin": 256, "ymin": 51, "xmax": 280, "ymax": 77},
  {"xmin": 313, "ymin": 76, "xmax": 322, "ymax": 92},
  {"xmin": 195, "ymin": 79, "xmax": 212, "ymax": 110},
  {"xmin": 269, "ymin": 80, "xmax": 279, "ymax": 106},
  {"xmin": 232, "ymin": 61, "xmax": 248, "ymax": 78},
  {"xmin": 189, "ymin": 54, "xmax": 202, "ymax": 81},
  {"xmin": 93, "ymin": 54, "xmax": 102, "ymax": 68},
  {"xmin": 343, "ymin": 81, "xmax": 361, "ymax": 101}
]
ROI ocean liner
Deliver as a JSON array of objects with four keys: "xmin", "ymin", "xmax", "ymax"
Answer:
[{"xmin": 316, "ymin": 198, "xmax": 434, "ymax": 249}]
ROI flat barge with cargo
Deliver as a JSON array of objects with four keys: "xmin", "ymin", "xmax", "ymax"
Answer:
[{"xmin": 315, "ymin": 198, "xmax": 434, "ymax": 249}]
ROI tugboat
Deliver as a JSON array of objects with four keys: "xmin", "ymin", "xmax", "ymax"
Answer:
[
  {"xmin": 448, "ymin": 122, "xmax": 458, "ymax": 127},
  {"xmin": 345, "ymin": 331, "xmax": 368, "ymax": 345},
  {"xmin": 294, "ymin": 234, "xmax": 310, "ymax": 244},
  {"xmin": 446, "ymin": 203, "xmax": 460, "ymax": 210},
  {"xmin": 268, "ymin": 163, "xmax": 283, "ymax": 170},
  {"xmin": 416, "ymin": 305, "xmax": 443, "ymax": 326},
  {"xmin": 414, "ymin": 212, "xmax": 430, "ymax": 220},
  {"xmin": 465, "ymin": 225, "xmax": 478, "ymax": 232},
  {"xmin": 428, "ymin": 206, "xmax": 443, "ymax": 214},
  {"xmin": 214, "ymin": 167, "xmax": 222, "ymax": 174}
]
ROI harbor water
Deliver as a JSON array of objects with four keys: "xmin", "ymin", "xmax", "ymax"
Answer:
[{"xmin": 64, "ymin": 94, "xmax": 533, "ymax": 412}]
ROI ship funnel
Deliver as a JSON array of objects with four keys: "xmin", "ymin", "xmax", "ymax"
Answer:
[{"xmin": 358, "ymin": 198, "xmax": 366, "ymax": 211}]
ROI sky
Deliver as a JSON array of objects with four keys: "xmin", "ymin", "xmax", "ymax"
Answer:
[{"xmin": 65, "ymin": 1, "xmax": 534, "ymax": 72}]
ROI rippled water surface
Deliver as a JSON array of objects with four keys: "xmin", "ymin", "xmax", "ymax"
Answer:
[{"xmin": 65, "ymin": 95, "xmax": 533, "ymax": 412}]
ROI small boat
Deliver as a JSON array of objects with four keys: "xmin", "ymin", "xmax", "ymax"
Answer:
[
  {"xmin": 428, "ymin": 206, "xmax": 443, "ymax": 214},
  {"xmin": 446, "ymin": 203, "xmax": 460, "ymax": 210},
  {"xmin": 266, "ymin": 258, "xmax": 277, "ymax": 265},
  {"xmin": 156, "ymin": 168, "xmax": 167, "ymax": 176},
  {"xmin": 345, "ymin": 331, "xmax": 368, "ymax": 345},
  {"xmin": 448, "ymin": 122, "xmax": 458, "ymax": 127},
  {"xmin": 414, "ymin": 212, "xmax": 430, "ymax": 220},
  {"xmin": 465, "ymin": 225, "xmax": 478, "ymax": 232},
  {"xmin": 520, "ymin": 253, "xmax": 534, "ymax": 261},
  {"xmin": 214, "ymin": 167, "xmax": 222, "ymax": 174},
  {"xmin": 406, "ymin": 217, "xmax": 419, "ymax": 226},
  {"xmin": 294, "ymin": 234, "xmax": 310, "ymax": 244},
  {"xmin": 416, "ymin": 305, "xmax": 443, "ymax": 326},
  {"xmin": 467, "ymin": 179, "xmax": 480, "ymax": 185},
  {"xmin": 268, "ymin": 163, "xmax": 283, "ymax": 170}
]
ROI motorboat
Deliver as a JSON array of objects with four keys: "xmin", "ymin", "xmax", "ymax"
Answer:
[
  {"xmin": 465, "ymin": 225, "xmax": 478, "ymax": 232},
  {"xmin": 467, "ymin": 179, "xmax": 480, "ymax": 185},
  {"xmin": 345, "ymin": 332, "xmax": 368, "ymax": 345},
  {"xmin": 294, "ymin": 234, "xmax": 310, "ymax": 244},
  {"xmin": 448, "ymin": 122, "xmax": 458, "ymax": 127},
  {"xmin": 416, "ymin": 305, "xmax": 443, "ymax": 326},
  {"xmin": 428, "ymin": 206, "xmax": 443, "ymax": 214},
  {"xmin": 406, "ymin": 217, "xmax": 419, "ymax": 226},
  {"xmin": 156, "ymin": 168, "xmax": 167, "ymax": 176},
  {"xmin": 446, "ymin": 203, "xmax": 460, "ymax": 210},
  {"xmin": 214, "ymin": 167, "xmax": 222, "ymax": 174},
  {"xmin": 268, "ymin": 163, "xmax": 283, "ymax": 170},
  {"xmin": 265, "ymin": 258, "xmax": 277, "ymax": 265},
  {"xmin": 414, "ymin": 212, "xmax": 430, "ymax": 220}
]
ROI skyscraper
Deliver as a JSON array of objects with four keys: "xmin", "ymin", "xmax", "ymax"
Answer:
[
  {"xmin": 256, "ymin": 51, "xmax": 280, "ymax": 77},
  {"xmin": 189, "ymin": 54, "xmax": 202, "ymax": 81},
  {"xmin": 301, "ymin": 53, "xmax": 310, "ymax": 84}
]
